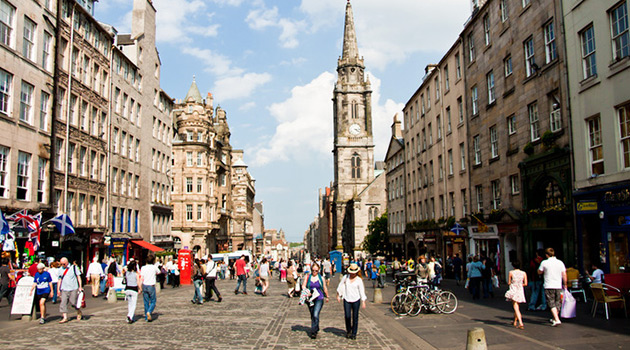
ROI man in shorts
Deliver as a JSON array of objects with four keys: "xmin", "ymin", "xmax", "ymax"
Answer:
[
  {"xmin": 322, "ymin": 259, "xmax": 332, "ymax": 286},
  {"xmin": 538, "ymin": 247, "xmax": 567, "ymax": 327}
]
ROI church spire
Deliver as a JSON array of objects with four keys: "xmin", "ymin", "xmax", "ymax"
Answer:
[
  {"xmin": 341, "ymin": 0, "xmax": 359, "ymax": 61},
  {"xmin": 185, "ymin": 76, "xmax": 203, "ymax": 104}
]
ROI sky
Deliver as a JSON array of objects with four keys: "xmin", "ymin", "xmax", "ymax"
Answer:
[{"xmin": 96, "ymin": 0, "xmax": 472, "ymax": 242}]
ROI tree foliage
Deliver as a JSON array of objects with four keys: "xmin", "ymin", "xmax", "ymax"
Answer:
[{"xmin": 362, "ymin": 212, "xmax": 389, "ymax": 256}]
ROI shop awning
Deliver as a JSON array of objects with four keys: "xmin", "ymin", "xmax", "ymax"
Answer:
[{"xmin": 131, "ymin": 240, "xmax": 164, "ymax": 252}]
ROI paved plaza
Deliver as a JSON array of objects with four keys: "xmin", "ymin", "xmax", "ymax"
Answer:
[{"xmin": 1, "ymin": 276, "xmax": 629, "ymax": 349}]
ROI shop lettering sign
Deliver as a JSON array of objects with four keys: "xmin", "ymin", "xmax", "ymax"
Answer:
[
  {"xmin": 604, "ymin": 189, "xmax": 630, "ymax": 207},
  {"xmin": 576, "ymin": 201, "xmax": 598, "ymax": 212}
]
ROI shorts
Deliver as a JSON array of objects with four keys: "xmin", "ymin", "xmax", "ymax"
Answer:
[
  {"xmin": 545, "ymin": 289, "xmax": 562, "ymax": 310},
  {"xmin": 35, "ymin": 293, "xmax": 49, "ymax": 303}
]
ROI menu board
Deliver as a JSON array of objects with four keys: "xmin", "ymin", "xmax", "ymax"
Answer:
[{"xmin": 10, "ymin": 276, "xmax": 34, "ymax": 315}]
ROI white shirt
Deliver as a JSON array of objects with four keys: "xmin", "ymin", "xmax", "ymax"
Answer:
[
  {"xmin": 259, "ymin": 262, "xmax": 270, "ymax": 277},
  {"xmin": 538, "ymin": 256, "xmax": 566, "ymax": 289},
  {"xmin": 206, "ymin": 260, "xmax": 218, "ymax": 278},
  {"xmin": 141, "ymin": 264, "xmax": 160, "ymax": 286},
  {"xmin": 87, "ymin": 262, "xmax": 104, "ymax": 276},
  {"xmin": 337, "ymin": 275, "xmax": 367, "ymax": 303},
  {"xmin": 48, "ymin": 266, "xmax": 60, "ymax": 281},
  {"xmin": 591, "ymin": 269, "xmax": 604, "ymax": 283}
]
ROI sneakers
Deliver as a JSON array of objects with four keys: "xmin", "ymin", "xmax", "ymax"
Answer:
[
  {"xmin": 39, "ymin": 318, "xmax": 45, "ymax": 324},
  {"xmin": 243, "ymin": 292, "xmax": 248, "ymax": 295},
  {"xmin": 127, "ymin": 316, "xmax": 133, "ymax": 324},
  {"xmin": 217, "ymin": 296, "xmax": 223, "ymax": 302},
  {"xmin": 551, "ymin": 319, "xmax": 561, "ymax": 327},
  {"xmin": 234, "ymin": 290, "xmax": 238, "ymax": 295}
]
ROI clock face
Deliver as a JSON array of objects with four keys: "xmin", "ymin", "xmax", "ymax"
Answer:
[{"xmin": 349, "ymin": 123, "xmax": 361, "ymax": 135}]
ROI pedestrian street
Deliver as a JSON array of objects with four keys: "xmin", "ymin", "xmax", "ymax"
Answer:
[{"xmin": 0, "ymin": 276, "xmax": 402, "ymax": 350}]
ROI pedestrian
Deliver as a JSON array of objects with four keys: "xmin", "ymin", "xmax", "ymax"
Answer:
[
  {"xmin": 587, "ymin": 263, "xmax": 604, "ymax": 284},
  {"xmin": 204, "ymin": 255, "xmax": 222, "ymax": 302},
  {"xmin": 504, "ymin": 261, "xmax": 527, "ymax": 329},
  {"xmin": 0, "ymin": 257, "xmax": 15, "ymax": 305},
  {"xmin": 105, "ymin": 257, "xmax": 119, "ymax": 298},
  {"xmin": 392, "ymin": 257, "xmax": 401, "ymax": 278},
  {"xmin": 280, "ymin": 258, "xmax": 287, "ymax": 282},
  {"xmin": 415, "ymin": 256, "xmax": 429, "ymax": 283},
  {"xmin": 172, "ymin": 260, "xmax": 180, "ymax": 288},
  {"xmin": 191, "ymin": 259, "xmax": 204, "ymax": 305},
  {"xmin": 124, "ymin": 260, "xmax": 141, "ymax": 323},
  {"xmin": 467, "ymin": 256, "xmax": 485, "ymax": 300},
  {"xmin": 337, "ymin": 263, "xmax": 367, "ymax": 339},
  {"xmin": 86, "ymin": 257, "xmax": 104, "ymax": 297},
  {"xmin": 527, "ymin": 249, "xmax": 547, "ymax": 311},
  {"xmin": 302, "ymin": 262, "xmax": 329, "ymax": 339},
  {"xmin": 29, "ymin": 263, "xmax": 53, "ymax": 324},
  {"xmin": 48, "ymin": 261, "xmax": 60, "ymax": 303},
  {"xmin": 322, "ymin": 259, "xmax": 332, "ymax": 287},
  {"xmin": 99, "ymin": 258, "xmax": 108, "ymax": 295},
  {"xmin": 287, "ymin": 261, "xmax": 297, "ymax": 297},
  {"xmin": 430, "ymin": 256, "xmax": 442, "ymax": 285},
  {"xmin": 257, "ymin": 257, "xmax": 270, "ymax": 296},
  {"xmin": 452, "ymin": 254, "xmax": 463, "ymax": 285},
  {"xmin": 234, "ymin": 255, "xmax": 248, "ymax": 295},
  {"xmin": 378, "ymin": 260, "xmax": 386, "ymax": 288},
  {"xmin": 141, "ymin": 254, "xmax": 160, "ymax": 322},
  {"xmin": 538, "ymin": 247, "xmax": 567, "ymax": 327},
  {"xmin": 481, "ymin": 255, "xmax": 495, "ymax": 298},
  {"xmin": 57, "ymin": 257, "xmax": 83, "ymax": 323}
]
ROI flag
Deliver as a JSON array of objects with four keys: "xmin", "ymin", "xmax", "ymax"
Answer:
[
  {"xmin": 6, "ymin": 209, "xmax": 28, "ymax": 223},
  {"xmin": 51, "ymin": 214, "xmax": 75, "ymax": 236},
  {"xmin": 450, "ymin": 222, "xmax": 465, "ymax": 235},
  {"xmin": 14, "ymin": 210, "xmax": 37, "ymax": 229},
  {"xmin": 472, "ymin": 214, "xmax": 488, "ymax": 233},
  {"xmin": 0, "ymin": 209, "xmax": 9, "ymax": 235},
  {"xmin": 27, "ymin": 212, "xmax": 42, "ymax": 251}
]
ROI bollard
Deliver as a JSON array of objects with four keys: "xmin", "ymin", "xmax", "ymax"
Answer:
[
  {"xmin": 466, "ymin": 327, "xmax": 487, "ymax": 350},
  {"xmin": 107, "ymin": 288, "xmax": 117, "ymax": 303},
  {"xmin": 373, "ymin": 287, "xmax": 383, "ymax": 304}
]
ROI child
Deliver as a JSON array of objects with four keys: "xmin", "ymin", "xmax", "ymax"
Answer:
[{"xmin": 504, "ymin": 261, "xmax": 527, "ymax": 329}]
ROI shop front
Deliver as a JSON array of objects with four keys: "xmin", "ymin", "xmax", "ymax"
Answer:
[
  {"xmin": 442, "ymin": 231, "xmax": 468, "ymax": 259},
  {"xmin": 575, "ymin": 184, "xmax": 630, "ymax": 274}
]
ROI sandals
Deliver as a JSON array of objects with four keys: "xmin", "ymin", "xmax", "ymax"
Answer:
[{"xmin": 59, "ymin": 318, "xmax": 68, "ymax": 324}]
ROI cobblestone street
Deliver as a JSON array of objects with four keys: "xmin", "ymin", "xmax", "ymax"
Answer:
[{"xmin": 0, "ymin": 276, "xmax": 401, "ymax": 350}]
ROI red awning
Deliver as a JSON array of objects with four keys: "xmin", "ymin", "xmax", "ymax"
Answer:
[{"xmin": 131, "ymin": 240, "xmax": 164, "ymax": 252}]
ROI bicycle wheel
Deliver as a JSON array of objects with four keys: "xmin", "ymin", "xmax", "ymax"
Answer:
[
  {"xmin": 426, "ymin": 291, "xmax": 441, "ymax": 313},
  {"xmin": 391, "ymin": 293, "xmax": 409, "ymax": 316},
  {"xmin": 408, "ymin": 296, "xmax": 424, "ymax": 317},
  {"xmin": 436, "ymin": 291, "xmax": 458, "ymax": 314}
]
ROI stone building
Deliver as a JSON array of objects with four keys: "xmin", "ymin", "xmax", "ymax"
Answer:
[
  {"xmin": 0, "ymin": 0, "xmax": 56, "ymax": 246},
  {"xmin": 401, "ymin": 38, "xmax": 469, "ymax": 261},
  {"xmin": 384, "ymin": 114, "xmax": 406, "ymax": 258},
  {"xmin": 252, "ymin": 201, "xmax": 265, "ymax": 255},
  {"xmin": 230, "ymin": 150, "xmax": 255, "ymax": 252},
  {"xmin": 563, "ymin": 0, "xmax": 630, "ymax": 273},
  {"xmin": 330, "ymin": 0, "xmax": 386, "ymax": 258},
  {"xmin": 462, "ymin": 0, "xmax": 573, "ymax": 276}
]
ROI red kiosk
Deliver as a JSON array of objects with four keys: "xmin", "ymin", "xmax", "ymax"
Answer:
[{"xmin": 178, "ymin": 249, "xmax": 192, "ymax": 285}]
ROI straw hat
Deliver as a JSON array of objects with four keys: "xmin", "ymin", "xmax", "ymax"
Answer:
[{"xmin": 347, "ymin": 263, "xmax": 360, "ymax": 274}]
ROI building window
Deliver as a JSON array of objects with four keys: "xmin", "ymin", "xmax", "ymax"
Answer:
[
  {"xmin": 39, "ymin": 91, "xmax": 49, "ymax": 130},
  {"xmin": 446, "ymin": 107, "xmax": 452, "ymax": 133},
  {"xmin": 0, "ymin": 0, "xmax": 15, "ymax": 47},
  {"xmin": 42, "ymin": 31, "xmax": 52, "ymax": 71},
  {"xmin": 457, "ymin": 97, "xmax": 464, "ymax": 123},
  {"xmin": 22, "ymin": 17, "xmax": 36, "ymax": 61},
  {"xmin": 437, "ymin": 116, "xmax": 442, "ymax": 139},
  {"xmin": 500, "ymin": 0, "xmax": 509, "ymax": 22},
  {"xmin": 475, "ymin": 185, "xmax": 483, "ymax": 212},
  {"xmin": 186, "ymin": 177, "xmax": 193, "ymax": 193},
  {"xmin": 456, "ymin": 53, "xmax": 461, "ymax": 79},
  {"xmin": 483, "ymin": 15, "xmax": 491, "ymax": 46},
  {"xmin": 588, "ymin": 116, "xmax": 604, "ymax": 175},
  {"xmin": 619, "ymin": 104, "xmax": 630, "ymax": 168},
  {"xmin": 0, "ymin": 146, "xmax": 8, "ymax": 198},
  {"xmin": 186, "ymin": 131, "xmax": 193, "ymax": 141},
  {"xmin": 504, "ymin": 56, "xmax": 513, "ymax": 77},
  {"xmin": 491, "ymin": 180, "xmax": 501, "ymax": 210},
  {"xmin": 510, "ymin": 174, "xmax": 520, "ymax": 195},
  {"xmin": 17, "ymin": 151, "xmax": 30, "ymax": 200},
  {"xmin": 444, "ymin": 65, "xmax": 450, "ymax": 91},
  {"xmin": 428, "ymin": 123, "xmax": 433, "ymax": 145},
  {"xmin": 486, "ymin": 71, "xmax": 495, "ymax": 104},
  {"xmin": 544, "ymin": 22, "xmax": 557, "ymax": 63},
  {"xmin": 528, "ymin": 102, "xmax": 540, "ymax": 141},
  {"xmin": 186, "ymin": 151, "xmax": 193, "ymax": 167},
  {"xmin": 0, "ymin": 69, "xmax": 11, "ymax": 114},
  {"xmin": 351, "ymin": 153, "xmax": 361, "ymax": 179},
  {"xmin": 197, "ymin": 152, "xmax": 202, "ymax": 166},
  {"xmin": 471, "ymin": 86, "xmax": 478, "ymax": 115},
  {"xmin": 460, "ymin": 142, "xmax": 466, "ymax": 171},
  {"xmin": 54, "ymin": 138, "xmax": 63, "ymax": 170},
  {"xmin": 438, "ymin": 155, "xmax": 443, "ymax": 180},
  {"xmin": 37, "ymin": 158, "xmax": 46, "ymax": 202},
  {"xmin": 581, "ymin": 25, "xmax": 597, "ymax": 79},
  {"xmin": 448, "ymin": 150, "xmax": 454, "ymax": 175},
  {"xmin": 79, "ymin": 146, "xmax": 86, "ymax": 176},
  {"xmin": 20, "ymin": 81, "xmax": 34, "ymax": 123},
  {"xmin": 186, "ymin": 204, "xmax": 193, "ymax": 221},
  {"xmin": 611, "ymin": 1, "xmax": 629, "ymax": 60},
  {"xmin": 435, "ymin": 77, "xmax": 440, "ymax": 100},
  {"xmin": 468, "ymin": 33, "xmax": 475, "ymax": 62},
  {"xmin": 550, "ymin": 106, "xmax": 562, "ymax": 132},
  {"xmin": 112, "ymin": 168, "xmax": 118, "ymax": 193},
  {"xmin": 196, "ymin": 204, "xmax": 202, "ymax": 221},
  {"xmin": 524, "ymin": 37, "xmax": 536, "ymax": 77},
  {"xmin": 490, "ymin": 125, "xmax": 499, "ymax": 158},
  {"xmin": 507, "ymin": 115, "xmax": 516, "ymax": 135},
  {"xmin": 68, "ymin": 142, "xmax": 75, "ymax": 174},
  {"xmin": 473, "ymin": 135, "xmax": 482, "ymax": 165},
  {"xmin": 197, "ymin": 178, "xmax": 202, "ymax": 193}
]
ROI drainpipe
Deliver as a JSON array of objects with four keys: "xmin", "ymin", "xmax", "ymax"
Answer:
[{"xmin": 64, "ymin": 4, "xmax": 76, "ymax": 215}]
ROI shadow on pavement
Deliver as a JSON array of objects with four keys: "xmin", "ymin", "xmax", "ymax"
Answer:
[
  {"xmin": 323, "ymin": 326, "xmax": 347, "ymax": 337},
  {"xmin": 290, "ymin": 324, "xmax": 310, "ymax": 334}
]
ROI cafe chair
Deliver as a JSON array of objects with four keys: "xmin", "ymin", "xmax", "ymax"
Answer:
[
  {"xmin": 566, "ymin": 267, "xmax": 587, "ymax": 302},
  {"xmin": 590, "ymin": 283, "xmax": 627, "ymax": 320}
]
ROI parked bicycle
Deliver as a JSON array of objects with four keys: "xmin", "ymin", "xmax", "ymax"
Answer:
[{"xmin": 391, "ymin": 280, "xmax": 458, "ymax": 316}]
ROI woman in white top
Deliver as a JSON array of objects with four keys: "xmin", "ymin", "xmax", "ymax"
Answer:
[
  {"xmin": 140, "ymin": 255, "xmax": 160, "ymax": 322},
  {"xmin": 257, "ymin": 257, "xmax": 270, "ymax": 296},
  {"xmin": 336, "ymin": 263, "xmax": 367, "ymax": 340}
]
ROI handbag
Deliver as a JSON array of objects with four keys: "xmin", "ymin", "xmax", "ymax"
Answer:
[
  {"xmin": 560, "ymin": 288, "xmax": 576, "ymax": 318},
  {"xmin": 491, "ymin": 275, "xmax": 499, "ymax": 288}
]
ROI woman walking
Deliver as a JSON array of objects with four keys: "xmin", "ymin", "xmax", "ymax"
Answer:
[
  {"xmin": 280, "ymin": 259, "xmax": 287, "ymax": 282},
  {"xmin": 125, "ymin": 260, "xmax": 142, "ymax": 323},
  {"xmin": 336, "ymin": 263, "xmax": 367, "ymax": 339},
  {"xmin": 257, "ymin": 257, "xmax": 270, "ymax": 296},
  {"xmin": 286, "ymin": 261, "xmax": 297, "ymax": 297},
  {"xmin": 467, "ymin": 256, "xmax": 485, "ymax": 300},
  {"xmin": 191, "ymin": 259, "xmax": 204, "ymax": 304},
  {"xmin": 505, "ymin": 261, "xmax": 527, "ymax": 329},
  {"xmin": 29, "ymin": 263, "xmax": 53, "ymax": 324},
  {"xmin": 140, "ymin": 255, "xmax": 160, "ymax": 322},
  {"xmin": 49, "ymin": 261, "xmax": 60, "ymax": 304},
  {"xmin": 302, "ymin": 262, "xmax": 329, "ymax": 339}
]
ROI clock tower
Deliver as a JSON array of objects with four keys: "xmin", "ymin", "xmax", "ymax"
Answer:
[{"xmin": 332, "ymin": 0, "xmax": 375, "ymax": 253}]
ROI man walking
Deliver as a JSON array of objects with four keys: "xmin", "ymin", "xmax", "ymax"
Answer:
[
  {"xmin": 528, "ymin": 249, "xmax": 547, "ymax": 311},
  {"xmin": 234, "ymin": 255, "xmax": 248, "ymax": 295},
  {"xmin": 538, "ymin": 248, "xmax": 567, "ymax": 327},
  {"xmin": 205, "ymin": 255, "xmax": 222, "ymax": 302},
  {"xmin": 452, "ymin": 254, "xmax": 463, "ymax": 285},
  {"xmin": 57, "ymin": 257, "xmax": 83, "ymax": 323}
]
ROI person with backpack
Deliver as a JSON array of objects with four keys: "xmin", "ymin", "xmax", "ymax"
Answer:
[
  {"xmin": 337, "ymin": 263, "xmax": 367, "ymax": 339},
  {"xmin": 301, "ymin": 262, "xmax": 329, "ymax": 339},
  {"xmin": 204, "ymin": 255, "xmax": 222, "ymax": 302}
]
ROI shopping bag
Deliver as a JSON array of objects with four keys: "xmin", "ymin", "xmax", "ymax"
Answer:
[
  {"xmin": 77, "ymin": 290, "xmax": 86, "ymax": 309},
  {"xmin": 492, "ymin": 275, "xmax": 499, "ymax": 288},
  {"xmin": 560, "ymin": 288, "xmax": 576, "ymax": 318},
  {"xmin": 464, "ymin": 278, "xmax": 469, "ymax": 289}
]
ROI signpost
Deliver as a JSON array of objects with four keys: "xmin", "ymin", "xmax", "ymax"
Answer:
[{"xmin": 10, "ymin": 276, "xmax": 35, "ymax": 320}]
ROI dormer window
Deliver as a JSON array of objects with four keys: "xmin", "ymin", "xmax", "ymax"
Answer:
[
  {"xmin": 188, "ymin": 105, "xmax": 193, "ymax": 113},
  {"xmin": 186, "ymin": 131, "xmax": 193, "ymax": 141}
]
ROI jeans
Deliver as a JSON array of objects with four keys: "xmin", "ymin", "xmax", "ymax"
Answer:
[
  {"xmin": 205, "ymin": 277, "xmax": 221, "ymax": 300},
  {"xmin": 529, "ymin": 281, "xmax": 546, "ymax": 310},
  {"xmin": 0, "ymin": 283, "xmax": 13, "ymax": 304},
  {"xmin": 469, "ymin": 277, "xmax": 482, "ymax": 299},
  {"xmin": 378, "ymin": 274, "xmax": 386, "ymax": 288},
  {"xmin": 482, "ymin": 278, "xmax": 493, "ymax": 298},
  {"xmin": 308, "ymin": 298, "xmax": 324, "ymax": 334},
  {"xmin": 51, "ymin": 282, "xmax": 58, "ymax": 303},
  {"xmin": 193, "ymin": 279, "xmax": 204, "ymax": 303},
  {"xmin": 99, "ymin": 277, "xmax": 107, "ymax": 294},
  {"xmin": 235, "ymin": 274, "xmax": 247, "ymax": 293},
  {"xmin": 142, "ymin": 285, "xmax": 157, "ymax": 317},
  {"xmin": 343, "ymin": 300, "xmax": 360, "ymax": 336},
  {"xmin": 125, "ymin": 290, "xmax": 138, "ymax": 320}
]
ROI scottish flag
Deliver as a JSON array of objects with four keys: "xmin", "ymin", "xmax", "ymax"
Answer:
[
  {"xmin": 0, "ymin": 210, "xmax": 9, "ymax": 235},
  {"xmin": 51, "ymin": 214, "xmax": 75, "ymax": 236}
]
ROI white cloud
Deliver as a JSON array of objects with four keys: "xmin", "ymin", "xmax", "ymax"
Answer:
[
  {"xmin": 181, "ymin": 47, "xmax": 242, "ymax": 77},
  {"xmin": 239, "ymin": 102, "xmax": 257, "ymax": 111},
  {"xmin": 153, "ymin": 0, "xmax": 218, "ymax": 43},
  {"xmin": 209, "ymin": 0, "xmax": 245, "ymax": 6},
  {"xmin": 249, "ymin": 71, "xmax": 402, "ymax": 166},
  {"xmin": 213, "ymin": 72, "xmax": 272, "ymax": 101},
  {"xmin": 246, "ymin": 5, "xmax": 306, "ymax": 48}
]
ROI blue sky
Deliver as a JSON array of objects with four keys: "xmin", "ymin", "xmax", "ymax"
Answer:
[{"xmin": 96, "ymin": 0, "xmax": 471, "ymax": 242}]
